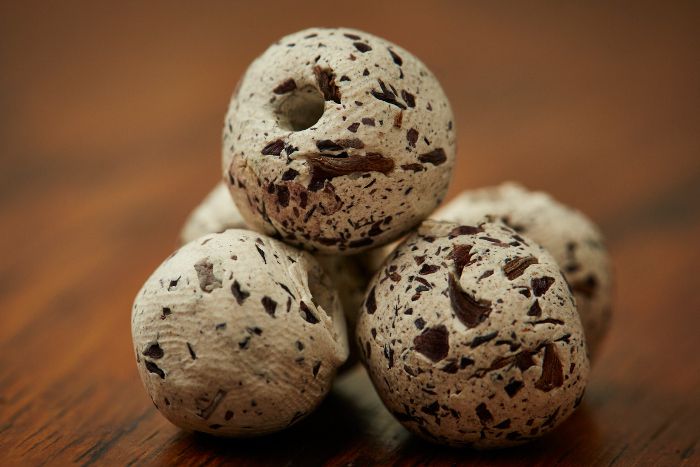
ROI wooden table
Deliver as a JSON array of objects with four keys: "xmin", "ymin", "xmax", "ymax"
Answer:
[{"xmin": 2, "ymin": 2, "xmax": 699, "ymax": 465}]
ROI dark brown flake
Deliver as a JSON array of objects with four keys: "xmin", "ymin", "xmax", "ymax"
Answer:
[
  {"xmin": 261, "ymin": 296, "xmax": 277, "ymax": 317},
  {"xmin": 448, "ymin": 274, "xmax": 492, "ymax": 328},
  {"xmin": 306, "ymin": 152, "xmax": 394, "ymax": 191},
  {"xmin": 478, "ymin": 270, "xmax": 494, "ymax": 281},
  {"xmin": 527, "ymin": 299, "xmax": 542, "ymax": 317},
  {"xmin": 388, "ymin": 48, "xmax": 403, "ymax": 66},
  {"xmin": 261, "ymin": 139, "xmax": 285, "ymax": 156},
  {"xmin": 316, "ymin": 140, "xmax": 344, "ymax": 151},
  {"xmin": 353, "ymin": 42, "xmax": 372, "ymax": 52},
  {"xmin": 421, "ymin": 401, "xmax": 440, "ymax": 417},
  {"xmin": 504, "ymin": 380, "xmax": 524, "ymax": 397},
  {"xmin": 448, "ymin": 225, "xmax": 483, "ymax": 238},
  {"xmin": 299, "ymin": 301, "xmax": 319, "ymax": 324},
  {"xmin": 145, "ymin": 360, "xmax": 165, "ymax": 379},
  {"xmin": 187, "ymin": 342, "xmax": 197, "ymax": 360},
  {"xmin": 318, "ymin": 237, "xmax": 339, "ymax": 246},
  {"xmin": 401, "ymin": 90, "xmax": 416, "ymax": 108},
  {"xmin": 365, "ymin": 286, "xmax": 377, "ymax": 314},
  {"xmin": 441, "ymin": 360, "xmax": 459, "ymax": 374},
  {"xmin": 371, "ymin": 79, "xmax": 406, "ymax": 109},
  {"xmin": 255, "ymin": 244, "xmax": 266, "ymax": 263},
  {"xmin": 281, "ymin": 168, "xmax": 299, "ymax": 181},
  {"xmin": 470, "ymin": 331, "xmax": 498, "ymax": 348},
  {"xmin": 406, "ymin": 128, "xmax": 418, "ymax": 147},
  {"xmin": 276, "ymin": 184, "xmax": 290, "ymax": 207},
  {"xmin": 368, "ymin": 221, "xmax": 383, "ymax": 237},
  {"xmin": 277, "ymin": 283, "xmax": 295, "ymax": 299},
  {"xmin": 529, "ymin": 318, "xmax": 565, "ymax": 325},
  {"xmin": 480, "ymin": 236, "xmax": 510, "ymax": 247},
  {"xmin": 231, "ymin": 280, "xmax": 250, "ymax": 305},
  {"xmin": 532, "ymin": 276, "xmax": 556, "ymax": 296},
  {"xmin": 393, "ymin": 111, "xmax": 403, "ymax": 128},
  {"xmin": 448, "ymin": 244, "xmax": 474, "ymax": 276},
  {"xmin": 476, "ymin": 403, "xmax": 493, "ymax": 425},
  {"xmin": 273, "ymin": 78, "xmax": 296, "ymax": 94},
  {"xmin": 503, "ymin": 256, "xmax": 539, "ymax": 280},
  {"xmin": 535, "ymin": 344, "xmax": 564, "ymax": 391},
  {"xmin": 400, "ymin": 163, "xmax": 424, "ymax": 172},
  {"xmin": 455, "ymin": 358, "xmax": 472, "ymax": 371},
  {"xmin": 336, "ymin": 138, "xmax": 365, "ymax": 149},
  {"xmin": 313, "ymin": 66, "xmax": 341, "ymax": 103},
  {"xmin": 418, "ymin": 148, "xmax": 447, "ymax": 165},
  {"xmin": 143, "ymin": 343, "xmax": 164, "ymax": 359},
  {"xmin": 515, "ymin": 351, "xmax": 536, "ymax": 371},
  {"xmin": 495, "ymin": 419, "xmax": 512, "ymax": 429},
  {"xmin": 413, "ymin": 325, "xmax": 449, "ymax": 362}
]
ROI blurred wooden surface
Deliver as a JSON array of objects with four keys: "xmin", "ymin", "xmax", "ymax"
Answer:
[{"xmin": 1, "ymin": 1, "xmax": 699, "ymax": 465}]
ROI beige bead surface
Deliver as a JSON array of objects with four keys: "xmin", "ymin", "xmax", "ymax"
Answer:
[
  {"xmin": 178, "ymin": 185, "xmax": 370, "ymax": 348},
  {"xmin": 223, "ymin": 27, "xmax": 456, "ymax": 254},
  {"xmin": 132, "ymin": 229, "xmax": 348, "ymax": 436},
  {"xmin": 180, "ymin": 182, "xmax": 247, "ymax": 244},
  {"xmin": 356, "ymin": 220, "xmax": 589, "ymax": 448},
  {"xmin": 435, "ymin": 183, "xmax": 612, "ymax": 359}
]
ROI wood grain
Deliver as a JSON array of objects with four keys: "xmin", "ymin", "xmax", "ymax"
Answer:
[{"xmin": 1, "ymin": 1, "xmax": 699, "ymax": 465}]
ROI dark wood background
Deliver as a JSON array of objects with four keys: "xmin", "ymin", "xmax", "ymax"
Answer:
[{"xmin": 1, "ymin": 2, "xmax": 699, "ymax": 465}]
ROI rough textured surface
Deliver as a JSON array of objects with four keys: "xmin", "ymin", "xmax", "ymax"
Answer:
[
  {"xmin": 177, "ymin": 185, "xmax": 369, "ymax": 350},
  {"xmin": 224, "ymin": 27, "xmax": 456, "ymax": 254},
  {"xmin": 435, "ymin": 183, "xmax": 613, "ymax": 360},
  {"xmin": 356, "ymin": 220, "xmax": 589, "ymax": 447},
  {"xmin": 132, "ymin": 229, "xmax": 348, "ymax": 436},
  {"xmin": 180, "ymin": 182, "xmax": 248, "ymax": 244}
]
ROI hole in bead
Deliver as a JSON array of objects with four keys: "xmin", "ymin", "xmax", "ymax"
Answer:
[{"xmin": 275, "ymin": 86, "xmax": 325, "ymax": 131}]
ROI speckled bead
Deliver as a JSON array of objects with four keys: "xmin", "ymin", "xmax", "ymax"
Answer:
[
  {"xmin": 356, "ymin": 220, "xmax": 589, "ymax": 448},
  {"xmin": 132, "ymin": 229, "xmax": 348, "ymax": 436},
  {"xmin": 177, "ymin": 185, "xmax": 370, "ymax": 358},
  {"xmin": 435, "ymin": 183, "xmax": 613, "ymax": 360},
  {"xmin": 223, "ymin": 27, "xmax": 456, "ymax": 254}
]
